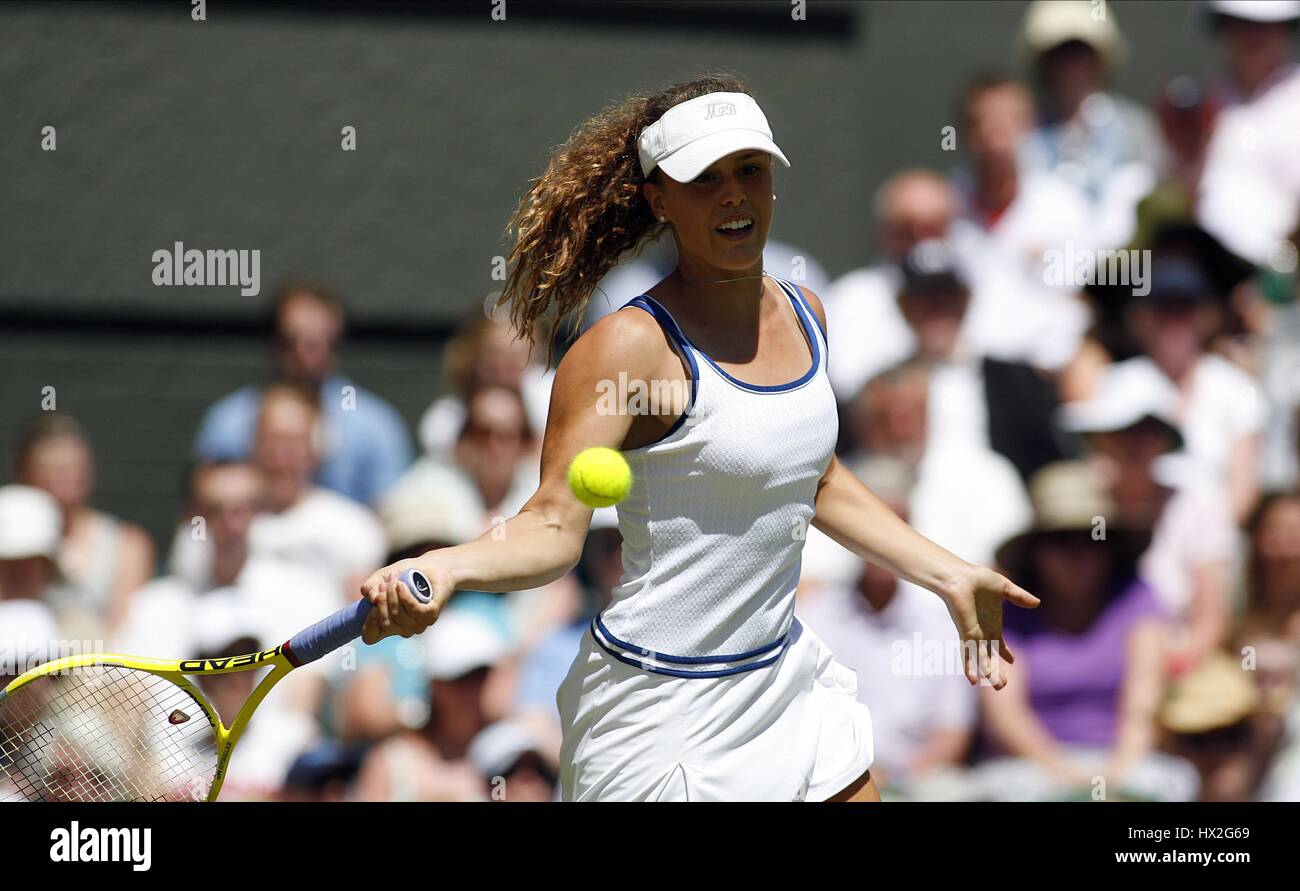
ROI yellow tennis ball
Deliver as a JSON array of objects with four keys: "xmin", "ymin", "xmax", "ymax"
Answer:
[{"xmin": 567, "ymin": 447, "xmax": 632, "ymax": 508}]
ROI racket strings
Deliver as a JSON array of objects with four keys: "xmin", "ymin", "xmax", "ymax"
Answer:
[{"xmin": 0, "ymin": 665, "xmax": 219, "ymax": 802}]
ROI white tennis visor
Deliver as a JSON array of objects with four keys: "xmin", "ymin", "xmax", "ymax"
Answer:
[{"xmin": 637, "ymin": 91, "xmax": 791, "ymax": 182}]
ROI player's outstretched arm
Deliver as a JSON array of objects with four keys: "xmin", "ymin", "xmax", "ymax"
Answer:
[
  {"xmin": 360, "ymin": 309, "xmax": 665, "ymax": 644},
  {"xmin": 811, "ymin": 454, "xmax": 1040, "ymax": 688},
  {"xmin": 794, "ymin": 285, "xmax": 1039, "ymax": 688}
]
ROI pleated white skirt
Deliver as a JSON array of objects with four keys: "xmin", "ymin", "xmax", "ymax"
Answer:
[{"xmin": 557, "ymin": 617, "xmax": 874, "ymax": 801}]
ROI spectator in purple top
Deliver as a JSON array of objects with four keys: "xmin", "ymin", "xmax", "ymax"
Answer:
[{"xmin": 976, "ymin": 461, "xmax": 1195, "ymax": 800}]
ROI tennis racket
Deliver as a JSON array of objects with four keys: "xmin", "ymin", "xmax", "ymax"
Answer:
[{"xmin": 0, "ymin": 568, "xmax": 432, "ymax": 802}]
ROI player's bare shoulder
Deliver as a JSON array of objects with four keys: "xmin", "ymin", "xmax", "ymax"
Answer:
[
  {"xmin": 557, "ymin": 301, "xmax": 678, "ymax": 390},
  {"xmin": 787, "ymin": 281, "xmax": 828, "ymax": 334}
]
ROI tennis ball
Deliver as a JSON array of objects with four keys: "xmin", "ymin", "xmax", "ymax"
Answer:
[{"xmin": 567, "ymin": 447, "xmax": 632, "ymax": 508}]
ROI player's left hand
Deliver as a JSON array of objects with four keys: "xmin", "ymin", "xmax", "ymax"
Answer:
[{"xmin": 939, "ymin": 565, "xmax": 1040, "ymax": 690}]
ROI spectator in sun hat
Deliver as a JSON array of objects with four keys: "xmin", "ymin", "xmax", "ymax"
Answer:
[
  {"xmin": 1017, "ymin": 0, "xmax": 1166, "ymax": 249},
  {"xmin": 468, "ymin": 719, "xmax": 559, "ymax": 802},
  {"xmin": 1109, "ymin": 254, "xmax": 1266, "ymax": 521},
  {"xmin": 1059, "ymin": 360, "xmax": 1237, "ymax": 676},
  {"xmin": 1197, "ymin": 0, "xmax": 1300, "ymax": 265},
  {"xmin": 398, "ymin": 384, "xmax": 580, "ymax": 650},
  {"xmin": 975, "ymin": 462, "xmax": 1193, "ymax": 800},
  {"xmin": 352, "ymin": 609, "xmax": 507, "ymax": 801},
  {"xmin": 1159, "ymin": 650, "xmax": 1264, "ymax": 801},
  {"xmin": 379, "ymin": 443, "xmax": 509, "ymax": 635}
]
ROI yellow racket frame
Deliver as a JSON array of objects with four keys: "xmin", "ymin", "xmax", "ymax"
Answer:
[{"xmin": 0, "ymin": 642, "xmax": 297, "ymax": 802}]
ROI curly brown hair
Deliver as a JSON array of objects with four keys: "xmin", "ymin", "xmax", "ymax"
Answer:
[{"xmin": 495, "ymin": 71, "xmax": 753, "ymax": 366}]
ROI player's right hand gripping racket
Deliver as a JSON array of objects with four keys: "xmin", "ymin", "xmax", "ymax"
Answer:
[{"xmin": 0, "ymin": 568, "xmax": 432, "ymax": 802}]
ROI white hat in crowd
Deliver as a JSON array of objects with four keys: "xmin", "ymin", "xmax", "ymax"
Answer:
[
  {"xmin": 192, "ymin": 588, "xmax": 264, "ymax": 656},
  {"xmin": 1057, "ymin": 361, "xmax": 1184, "ymax": 449},
  {"xmin": 1020, "ymin": 0, "xmax": 1128, "ymax": 69},
  {"xmin": 379, "ymin": 460, "xmax": 484, "ymax": 555},
  {"xmin": 589, "ymin": 506, "xmax": 619, "ymax": 533},
  {"xmin": 423, "ymin": 608, "xmax": 509, "ymax": 682},
  {"xmin": 0, "ymin": 485, "xmax": 62, "ymax": 562},
  {"xmin": 467, "ymin": 720, "xmax": 546, "ymax": 778},
  {"xmin": 1209, "ymin": 0, "xmax": 1300, "ymax": 22}
]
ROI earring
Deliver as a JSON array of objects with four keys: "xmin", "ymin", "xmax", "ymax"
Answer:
[
  {"xmin": 659, "ymin": 216, "xmax": 667, "ymax": 222},
  {"xmin": 772, "ymin": 194, "xmax": 777, "ymax": 201}
]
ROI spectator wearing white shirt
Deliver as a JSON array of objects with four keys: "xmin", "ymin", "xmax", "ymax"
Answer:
[
  {"xmin": 118, "ymin": 461, "xmax": 341, "ymax": 658},
  {"xmin": 822, "ymin": 169, "xmax": 963, "ymax": 401},
  {"xmin": 843, "ymin": 360, "xmax": 1033, "ymax": 570},
  {"xmin": 1197, "ymin": 0, "xmax": 1300, "ymax": 266},
  {"xmin": 799, "ymin": 350, "xmax": 1034, "ymax": 597},
  {"xmin": 246, "ymin": 384, "xmax": 387, "ymax": 600},
  {"xmin": 1017, "ymin": 0, "xmax": 1165, "ymax": 251},
  {"xmin": 890, "ymin": 240, "xmax": 1078, "ymax": 484},
  {"xmin": 1117, "ymin": 255, "xmax": 1267, "ymax": 521},
  {"xmin": 949, "ymin": 73, "xmax": 1093, "ymax": 380}
]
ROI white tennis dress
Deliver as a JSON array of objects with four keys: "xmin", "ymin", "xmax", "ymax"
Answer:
[{"xmin": 557, "ymin": 277, "xmax": 874, "ymax": 801}]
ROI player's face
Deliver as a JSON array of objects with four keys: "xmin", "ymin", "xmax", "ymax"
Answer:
[{"xmin": 645, "ymin": 150, "xmax": 774, "ymax": 274}]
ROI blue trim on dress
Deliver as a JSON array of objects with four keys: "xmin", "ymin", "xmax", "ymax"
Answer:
[
  {"xmin": 634, "ymin": 281, "xmax": 819, "ymax": 394},
  {"xmin": 589, "ymin": 619, "xmax": 787, "ymax": 679},
  {"xmin": 777, "ymin": 278, "xmax": 827, "ymax": 344},
  {"xmin": 623, "ymin": 296, "xmax": 699, "ymax": 445},
  {"xmin": 594, "ymin": 614, "xmax": 788, "ymax": 664}
]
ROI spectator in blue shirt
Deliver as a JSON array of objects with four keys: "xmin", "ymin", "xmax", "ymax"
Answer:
[{"xmin": 194, "ymin": 281, "xmax": 413, "ymax": 506}]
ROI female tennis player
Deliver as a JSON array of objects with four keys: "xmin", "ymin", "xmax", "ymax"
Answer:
[{"xmin": 360, "ymin": 73, "xmax": 1039, "ymax": 801}]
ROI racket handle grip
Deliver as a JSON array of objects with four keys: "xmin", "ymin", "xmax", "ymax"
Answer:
[{"xmin": 284, "ymin": 568, "xmax": 432, "ymax": 666}]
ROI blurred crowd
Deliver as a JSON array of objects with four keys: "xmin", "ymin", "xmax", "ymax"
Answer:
[{"xmin": 4, "ymin": 0, "xmax": 1300, "ymax": 802}]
